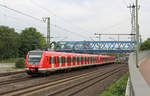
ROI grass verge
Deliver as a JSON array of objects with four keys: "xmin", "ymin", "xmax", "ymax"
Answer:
[
  {"xmin": 0, "ymin": 58, "xmax": 23, "ymax": 64},
  {"xmin": 98, "ymin": 72, "xmax": 129, "ymax": 96}
]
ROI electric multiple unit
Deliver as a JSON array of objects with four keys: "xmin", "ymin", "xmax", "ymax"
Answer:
[{"xmin": 25, "ymin": 50, "xmax": 115, "ymax": 76}]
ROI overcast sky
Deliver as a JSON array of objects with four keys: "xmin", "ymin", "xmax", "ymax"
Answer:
[{"xmin": 0, "ymin": 0, "xmax": 149, "ymax": 42}]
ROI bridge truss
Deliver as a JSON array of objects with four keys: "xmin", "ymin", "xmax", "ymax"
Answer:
[{"xmin": 55, "ymin": 41, "xmax": 136, "ymax": 53}]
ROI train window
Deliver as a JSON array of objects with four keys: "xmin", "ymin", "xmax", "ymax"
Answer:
[
  {"xmin": 103, "ymin": 58, "xmax": 105, "ymax": 61},
  {"xmin": 75, "ymin": 57, "xmax": 77, "ymax": 62},
  {"xmin": 75, "ymin": 57, "xmax": 76, "ymax": 62},
  {"xmin": 67, "ymin": 57, "xmax": 71, "ymax": 63},
  {"xmin": 63, "ymin": 57, "xmax": 66, "ymax": 63},
  {"xmin": 61, "ymin": 57, "xmax": 64, "ymax": 63},
  {"xmin": 77, "ymin": 57, "xmax": 79, "ymax": 62},
  {"xmin": 67, "ymin": 57, "xmax": 69, "ymax": 63},
  {"xmin": 70, "ymin": 57, "xmax": 71, "ymax": 63},
  {"xmin": 82, "ymin": 57, "xmax": 84, "ymax": 62},
  {"xmin": 57, "ymin": 57, "xmax": 59, "ymax": 64},
  {"xmin": 79, "ymin": 57, "xmax": 81, "ymax": 62},
  {"xmin": 49, "ymin": 57, "xmax": 52, "ymax": 64},
  {"xmin": 87, "ymin": 57, "xmax": 88, "ymax": 62},
  {"xmin": 70, "ymin": 57, "xmax": 72, "ymax": 63}
]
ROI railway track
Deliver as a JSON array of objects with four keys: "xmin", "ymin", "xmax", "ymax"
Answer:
[
  {"xmin": 0, "ymin": 76, "xmax": 32, "ymax": 86},
  {"xmin": 0, "ymin": 64, "xmax": 113, "ymax": 87},
  {"xmin": 0, "ymin": 71, "xmax": 24, "ymax": 77},
  {"xmin": 48, "ymin": 65, "xmax": 127, "ymax": 96},
  {"xmin": 0, "ymin": 64, "xmax": 127, "ymax": 96}
]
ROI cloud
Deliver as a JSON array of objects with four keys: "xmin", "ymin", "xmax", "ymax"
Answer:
[{"xmin": 0, "ymin": 0, "xmax": 149, "ymax": 41}]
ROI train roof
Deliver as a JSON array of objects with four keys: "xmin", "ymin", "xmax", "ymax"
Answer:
[{"xmin": 28, "ymin": 50, "xmax": 115, "ymax": 58}]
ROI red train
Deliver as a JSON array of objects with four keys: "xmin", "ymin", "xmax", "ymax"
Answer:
[{"xmin": 25, "ymin": 50, "xmax": 115, "ymax": 76}]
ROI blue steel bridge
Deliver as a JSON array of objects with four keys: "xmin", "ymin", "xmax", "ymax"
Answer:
[{"xmin": 55, "ymin": 41, "xmax": 136, "ymax": 53}]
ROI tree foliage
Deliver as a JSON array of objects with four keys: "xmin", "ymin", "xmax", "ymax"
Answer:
[
  {"xmin": 140, "ymin": 38, "xmax": 150, "ymax": 50},
  {"xmin": 0, "ymin": 26, "xmax": 46, "ymax": 60},
  {"xmin": 0, "ymin": 26, "xmax": 20, "ymax": 59},
  {"xmin": 19, "ymin": 27, "xmax": 46, "ymax": 57}
]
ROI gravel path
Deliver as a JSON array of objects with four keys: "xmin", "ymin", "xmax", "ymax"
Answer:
[
  {"xmin": 139, "ymin": 55, "xmax": 150, "ymax": 86},
  {"xmin": 0, "ymin": 63, "xmax": 14, "ymax": 72}
]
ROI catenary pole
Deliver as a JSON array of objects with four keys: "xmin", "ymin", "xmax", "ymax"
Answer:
[
  {"xmin": 47, "ymin": 17, "xmax": 50, "ymax": 46},
  {"xmin": 43, "ymin": 17, "xmax": 50, "ymax": 50},
  {"xmin": 136, "ymin": 0, "xmax": 139, "ymax": 68}
]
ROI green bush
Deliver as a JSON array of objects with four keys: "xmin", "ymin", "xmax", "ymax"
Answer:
[
  {"xmin": 15, "ymin": 58, "xmax": 25, "ymax": 68},
  {"xmin": 100, "ymin": 73, "xmax": 129, "ymax": 96}
]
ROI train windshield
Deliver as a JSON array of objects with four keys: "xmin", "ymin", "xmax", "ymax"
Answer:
[{"xmin": 28, "ymin": 51, "xmax": 43, "ymax": 65}]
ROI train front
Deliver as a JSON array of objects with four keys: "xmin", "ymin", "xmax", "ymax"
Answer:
[{"xmin": 25, "ymin": 50, "xmax": 46, "ymax": 75}]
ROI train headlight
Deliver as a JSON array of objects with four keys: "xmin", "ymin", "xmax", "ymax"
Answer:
[{"xmin": 38, "ymin": 65, "xmax": 42, "ymax": 67}]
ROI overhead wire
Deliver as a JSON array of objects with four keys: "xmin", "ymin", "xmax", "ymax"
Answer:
[
  {"xmin": 29, "ymin": 0, "xmax": 93, "ymax": 38},
  {"xmin": 51, "ymin": 24, "xmax": 89, "ymax": 39},
  {"xmin": 0, "ymin": 3, "xmax": 89, "ymax": 40},
  {"xmin": 0, "ymin": 3, "xmax": 42, "ymax": 22}
]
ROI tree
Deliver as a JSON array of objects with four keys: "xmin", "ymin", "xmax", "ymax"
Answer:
[
  {"xmin": 19, "ymin": 27, "xmax": 46, "ymax": 57},
  {"xmin": 0, "ymin": 26, "xmax": 20, "ymax": 59},
  {"xmin": 140, "ymin": 38, "xmax": 150, "ymax": 50}
]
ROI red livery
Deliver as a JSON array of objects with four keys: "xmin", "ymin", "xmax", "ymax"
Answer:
[{"xmin": 25, "ymin": 50, "xmax": 115, "ymax": 76}]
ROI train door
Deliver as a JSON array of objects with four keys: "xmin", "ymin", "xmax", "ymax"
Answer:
[
  {"xmin": 53, "ymin": 56, "xmax": 60, "ymax": 68},
  {"xmin": 96, "ymin": 57, "xmax": 98, "ymax": 63},
  {"xmin": 94, "ymin": 57, "xmax": 96, "ymax": 64},
  {"xmin": 56, "ymin": 56, "xmax": 60, "ymax": 68},
  {"xmin": 45, "ymin": 56, "xmax": 49, "ymax": 68},
  {"xmin": 85, "ymin": 56, "xmax": 87, "ymax": 64},
  {"xmin": 99, "ymin": 56, "xmax": 101, "ymax": 63},
  {"xmin": 81, "ymin": 56, "xmax": 83, "ymax": 65},
  {"xmin": 67, "ymin": 56, "xmax": 71, "ymax": 66},
  {"xmin": 73, "ymin": 56, "xmax": 76, "ymax": 66}
]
